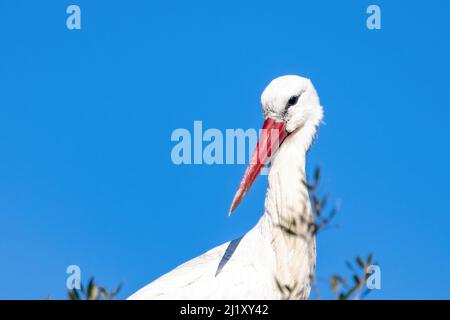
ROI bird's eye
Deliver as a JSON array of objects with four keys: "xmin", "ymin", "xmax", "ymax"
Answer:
[{"xmin": 287, "ymin": 96, "xmax": 299, "ymax": 108}]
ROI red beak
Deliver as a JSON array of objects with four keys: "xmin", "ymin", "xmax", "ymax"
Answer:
[{"xmin": 228, "ymin": 118, "xmax": 288, "ymax": 216}]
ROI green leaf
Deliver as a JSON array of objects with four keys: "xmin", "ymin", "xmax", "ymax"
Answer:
[
  {"xmin": 367, "ymin": 253, "xmax": 373, "ymax": 265},
  {"xmin": 87, "ymin": 278, "xmax": 95, "ymax": 299},
  {"xmin": 320, "ymin": 194, "xmax": 329, "ymax": 210},
  {"xmin": 356, "ymin": 256, "xmax": 365, "ymax": 269},
  {"xmin": 99, "ymin": 287, "xmax": 108, "ymax": 299},
  {"xmin": 68, "ymin": 289, "xmax": 80, "ymax": 300},
  {"xmin": 111, "ymin": 283, "xmax": 123, "ymax": 299},
  {"xmin": 314, "ymin": 167, "xmax": 321, "ymax": 183}
]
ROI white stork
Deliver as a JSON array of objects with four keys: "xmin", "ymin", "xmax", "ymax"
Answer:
[{"xmin": 128, "ymin": 75, "xmax": 323, "ymax": 300}]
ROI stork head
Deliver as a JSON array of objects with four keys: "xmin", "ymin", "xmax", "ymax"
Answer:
[
  {"xmin": 228, "ymin": 75, "xmax": 323, "ymax": 216},
  {"xmin": 261, "ymin": 75, "xmax": 323, "ymax": 135}
]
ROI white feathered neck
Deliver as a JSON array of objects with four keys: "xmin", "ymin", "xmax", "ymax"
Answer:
[{"xmin": 258, "ymin": 121, "xmax": 318, "ymax": 298}]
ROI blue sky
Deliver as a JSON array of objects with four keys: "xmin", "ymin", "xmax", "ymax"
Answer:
[{"xmin": 1, "ymin": 0, "xmax": 449, "ymax": 299}]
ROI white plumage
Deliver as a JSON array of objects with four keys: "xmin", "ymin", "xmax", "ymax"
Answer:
[{"xmin": 128, "ymin": 75, "xmax": 323, "ymax": 300}]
